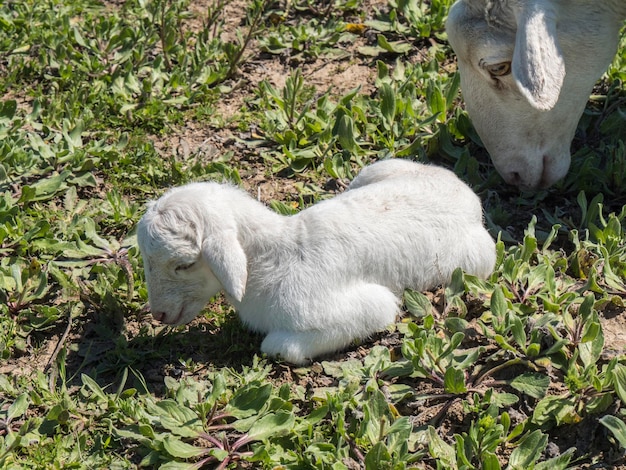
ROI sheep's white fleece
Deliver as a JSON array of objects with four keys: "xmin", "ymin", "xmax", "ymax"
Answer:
[
  {"xmin": 137, "ymin": 159, "xmax": 496, "ymax": 364},
  {"xmin": 446, "ymin": 0, "xmax": 626, "ymax": 189}
]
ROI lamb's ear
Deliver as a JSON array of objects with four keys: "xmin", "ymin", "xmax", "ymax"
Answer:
[
  {"xmin": 201, "ymin": 230, "xmax": 247, "ymax": 302},
  {"xmin": 512, "ymin": 3, "xmax": 565, "ymax": 111}
]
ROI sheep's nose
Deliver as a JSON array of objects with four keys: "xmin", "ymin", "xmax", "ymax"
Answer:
[
  {"xmin": 152, "ymin": 311, "xmax": 166, "ymax": 322},
  {"xmin": 507, "ymin": 171, "xmax": 523, "ymax": 187},
  {"xmin": 502, "ymin": 169, "xmax": 540, "ymax": 191}
]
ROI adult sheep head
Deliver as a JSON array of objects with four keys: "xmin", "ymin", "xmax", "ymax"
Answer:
[{"xmin": 446, "ymin": 0, "xmax": 625, "ymax": 189}]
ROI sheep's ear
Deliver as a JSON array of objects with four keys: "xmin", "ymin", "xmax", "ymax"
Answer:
[
  {"xmin": 512, "ymin": 3, "xmax": 565, "ymax": 111},
  {"xmin": 201, "ymin": 230, "xmax": 247, "ymax": 302}
]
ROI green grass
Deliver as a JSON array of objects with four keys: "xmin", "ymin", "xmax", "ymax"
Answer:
[{"xmin": 1, "ymin": 0, "xmax": 626, "ymax": 468}]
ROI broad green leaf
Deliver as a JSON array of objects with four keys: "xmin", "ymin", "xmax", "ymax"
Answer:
[
  {"xmin": 444, "ymin": 72, "xmax": 461, "ymax": 111},
  {"xmin": 335, "ymin": 114, "xmax": 357, "ymax": 153},
  {"xmin": 364, "ymin": 19, "xmax": 393, "ymax": 32},
  {"xmin": 376, "ymin": 60, "xmax": 390, "ymax": 80},
  {"xmin": 72, "ymin": 26, "xmax": 87, "ymax": 47},
  {"xmin": 386, "ymin": 415, "xmax": 411, "ymax": 438},
  {"xmin": 83, "ymin": 217, "xmax": 114, "ymax": 251},
  {"xmin": 114, "ymin": 426, "xmax": 152, "ymax": 445},
  {"xmin": 525, "ymin": 343, "xmax": 541, "ymax": 357},
  {"xmin": 226, "ymin": 382, "xmax": 272, "ymax": 418},
  {"xmin": 510, "ymin": 314, "xmax": 526, "ymax": 350},
  {"xmin": 444, "ymin": 316, "xmax": 470, "ymax": 333},
  {"xmin": 427, "ymin": 426, "xmax": 457, "ymax": 468},
  {"xmin": 22, "ymin": 219, "xmax": 51, "ymax": 242},
  {"xmin": 443, "ymin": 367, "xmax": 467, "ymax": 394},
  {"xmin": 534, "ymin": 447, "xmax": 575, "ymax": 470},
  {"xmin": 324, "ymin": 154, "xmax": 348, "ymax": 179},
  {"xmin": 599, "ymin": 415, "xmax": 626, "ymax": 449},
  {"xmin": 209, "ymin": 448, "xmax": 229, "ymax": 461},
  {"xmin": 404, "ymin": 290, "xmax": 435, "ymax": 317},
  {"xmin": 508, "ymin": 430, "xmax": 547, "ymax": 469},
  {"xmin": 150, "ymin": 400, "xmax": 202, "ymax": 437},
  {"xmin": 598, "ymin": 246, "xmax": 626, "ymax": 292},
  {"xmin": 507, "ymin": 421, "xmax": 526, "ymax": 442},
  {"xmin": 376, "ymin": 35, "xmax": 411, "ymax": 54},
  {"xmin": 542, "ymin": 337, "xmax": 569, "ymax": 357},
  {"xmin": 138, "ymin": 424, "xmax": 156, "ymax": 439},
  {"xmin": 64, "ymin": 119, "xmax": 84, "ymax": 148},
  {"xmin": 246, "ymin": 410, "xmax": 295, "ymax": 442},
  {"xmin": 579, "ymin": 316, "xmax": 604, "ymax": 368},
  {"xmin": 482, "ymin": 451, "xmax": 502, "ymax": 470},
  {"xmin": 379, "ymin": 82, "xmax": 396, "ymax": 128},
  {"xmin": 362, "ymin": 389, "xmax": 392, "ymax": 443},
  {"xmin": 162, "ymin": 436, "xmax": 208, "ymax": 459},
  {"xmin": 455, "ymin": 435, "xmax": 473, "ymax": 468},
  {"xmin": 20, "ymin": 170, "xmax": 71, "ymax": 202},
  {"xmin": 492, "ymin": 392, "xmax": 519, "ymax": 408},
  {"xmin": 68, "ymin": 172, "xmax": 97, "ymax": 188},
  {"xmin": 509, "ymin": 373, "xmax": 549, "ymax": 399},
  {"xmin": 365, "ymin": 441, "xmax": 392, "ymax": 470},
  {"xmin": 531, "ymin": 396, "xmax": 576, "ymax": 427},
  {"xmin": 386, "ymin": 384, "xmax": 415, "ymax": 403},
  {"xmin": 46, "ymin": 403, "xmax": 70, "ymax": 424},
  {"xmin": 0, "ymin": 100, "xmax": 17, "ymax": 120},
  {"xmin": 578, "ymin": 293, "xmax": 595, "ymax": 320},
  {"xmin": 210, "ymin": 373, "xmax": 227, "ymax": 404},
  {"xmin": 10, "ymin": 263, "xmax": 23, "ymax": 292},
  {"xmin": 440, "ymin": 331, "xmax": 465, "ymax": 359},
  {"xmin": 520, "ymin": 234, "xmax": 538, "ymax": 263},
  {"xmin": 81, "ymin": 374, "xmax": 108, "ymax": 403},
  {"xmin": 490, "ymin": 285, "xmax": 508, "ymax": 318},
  {"xmin": 426, "ymin": 80, "xmax": 446, "ymax": 121},
  {"xmin": 501, "ymin": 411, "xmax": 511, "ymax": 435},
  {"xmin": 446, "ymin": 267, "xmax": 466, "ymax": 297},
  {"xmin": 322, "ymin": 358, "xmax": 363, "ymax": 379},
  {"xmin": 7, "ymin": 393, "xmax": 29, "ymax": 422},
  {"xmin": 612, "ymin": 364, "xmax": 626, "ymax": 405},
  {"xmin": 494, "ymin": 334, "xmax": 517, "ymax": 353},
  {"xmin": 158, "ymin": 462, "xmax": 200, "ymax": 470},
  {"xmin": 301, "ymin": 404, "xmax": 329, "ymax": 427},
  {"xmin": 586, "ymin": 393, "xmax": 613, "ymax": 414}
]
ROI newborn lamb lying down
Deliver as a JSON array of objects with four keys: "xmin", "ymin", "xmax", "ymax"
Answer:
[{"xmin": 137, "ymin": 159, "xmax": 496, "ymax": 364}]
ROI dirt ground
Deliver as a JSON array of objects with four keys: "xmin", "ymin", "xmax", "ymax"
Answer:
[{"xmin": 158, "ymin": 0, "xmax": 397, "ymax": 200}]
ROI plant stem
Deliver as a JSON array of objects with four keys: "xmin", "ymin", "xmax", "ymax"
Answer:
[
  {"xmin": 159, "ymin": 0, "xmax": 172, "ymax": 70},
  {"xmin": 226, "ymin": 0, "xmax": 266, "ymax": 79}
]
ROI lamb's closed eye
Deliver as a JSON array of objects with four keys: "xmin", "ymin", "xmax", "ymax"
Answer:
[{"xmin": 174, "ymin": 262, "xmax": 196, "ymax": 273}]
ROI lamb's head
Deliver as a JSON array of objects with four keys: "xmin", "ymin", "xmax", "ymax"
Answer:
[
  {"xmin": 446, "ymin": 0, "xmax": 622, "ymax": 189},
  {"xmin": 137, "ymin": 184, "xmax": 248, "ymax": 326}
]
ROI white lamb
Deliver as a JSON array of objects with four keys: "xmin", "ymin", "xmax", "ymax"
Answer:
[
  {"xmin": 446, "ymin": 0, "xmax": 626, "ymax": 190},
  {"xmin": 136, "ymin": 159, "xmax": 496, "ymax": 364}
]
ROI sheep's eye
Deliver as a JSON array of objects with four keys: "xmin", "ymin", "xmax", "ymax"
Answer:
[
  {"xmin": 175, "ymin": 262, "xmax": 195, "ymax": 273},
  {"xmin": 486, "ymin": 62, "xmax": 511, "ymax": 77}
]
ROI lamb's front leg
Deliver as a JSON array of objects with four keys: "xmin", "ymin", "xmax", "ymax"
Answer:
[{"xmin": 260, "ymin": 283, "xmax": 400, "ymax": 364}]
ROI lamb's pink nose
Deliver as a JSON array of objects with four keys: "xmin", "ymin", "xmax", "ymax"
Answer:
[{"xmin": 152, "ymin": 311, "xmax": 166, "ymax": 322}]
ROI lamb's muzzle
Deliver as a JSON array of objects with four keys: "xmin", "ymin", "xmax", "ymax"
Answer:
[{"xmin": 136, "ymin": 159, "xmax": 497, "ymax": 364}]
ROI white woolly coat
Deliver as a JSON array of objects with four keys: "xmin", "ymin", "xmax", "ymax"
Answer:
[{"xmin": 137, "ymin": 159, "xmax": 496, "ymax": 363}]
